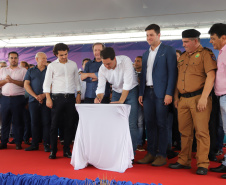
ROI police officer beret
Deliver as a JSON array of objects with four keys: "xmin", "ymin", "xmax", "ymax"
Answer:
[{"xmin": 182, "ymin": 29, "xmax": 201, "ymax": 38}]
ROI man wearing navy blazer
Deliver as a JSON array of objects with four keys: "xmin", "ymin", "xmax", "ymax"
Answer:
[{"xmin": 137, "ymin": 24, "xmax": 177, "ymax": 166}]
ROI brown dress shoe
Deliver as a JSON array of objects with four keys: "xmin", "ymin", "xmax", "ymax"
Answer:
[
  {"xmin": 137, "ymin": 153, "xmax": 156, "ymax": 164},
  {"xmin": 152, "ymin": 156, "xmax": 167, "ymax": 166}
]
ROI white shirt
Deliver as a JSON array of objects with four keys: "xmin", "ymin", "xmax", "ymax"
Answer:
[
  {"xmin": 43, "ymin": 59, "xmax": 81, "ymax": 94},
  {"xmin": 96, "ymin": 55, "xmax": 138, "ymax": 94},
  {"xmin": 146, "ymin": 43, "xmax": 161, "ymax": 86}
]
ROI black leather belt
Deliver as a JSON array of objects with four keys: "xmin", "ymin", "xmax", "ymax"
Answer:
[
  {"xmin": 146, "ymin": 85, "xmax": 154, "ymax": 88},
  {"xmin": 4, "ymin": 95, "xmax": 24, "ymax": 98},
  {"xmin": 180, "ymin": 89, "xmax": 203, "ymax": 98},
  {"xmin": 52, "ymin": 93, "xmax": 74, "ymax": 98}
]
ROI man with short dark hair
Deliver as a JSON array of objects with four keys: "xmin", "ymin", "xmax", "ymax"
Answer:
[
  {"xmin": 95, "ymin": 47, "xmax": 139, "ymax": 154},
  {"xmin": 134, "ymin": 56, "xmax": 145, "ymax": 151},
  {"xmin": 137, "ymin": 24, "xmax": 177, "ymax": 166},
  {"xmin": 0, "ymin": 52, "xmax": 27, "ymax": 150},
  {"xmin": 20, "ymin": 61, "xmax": 29, "ymax": 70},
  {"xmin": 43, "ymin": 43, "xmax": 81, "ymax": 159},
  {"xmin": 29, "ymin": 64, "xmax": 35, "ymax": 68},
  {"xmin": 81, "ymin": 43, "xmax": 110, "ymax": 103},
  {"xmin": 0, "ymin": 62, "xmax": 7, "ymax": 68},
  {"xmin": 169, "ymin": 29, "xmax": 217, "ymax": 175},
  {"xmin": 208, "ymin": 23, "xmax": 226, "ymax": 179}
]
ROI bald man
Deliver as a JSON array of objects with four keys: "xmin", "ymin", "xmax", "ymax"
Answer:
[{"xmin": 24, "ymin": 52, "xmax": 51, "ymax": 152}]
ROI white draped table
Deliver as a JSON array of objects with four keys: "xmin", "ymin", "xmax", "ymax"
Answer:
[{"xmin": 71, "ymin": 104, "xmax": 134, "ymax": 173}]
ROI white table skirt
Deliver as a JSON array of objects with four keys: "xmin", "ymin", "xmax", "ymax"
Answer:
[{"xmin": 71, "ymin": 104, "xmax": 134, "ymax": 173}]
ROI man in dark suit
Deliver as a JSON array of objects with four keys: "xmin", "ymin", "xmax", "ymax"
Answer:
[{"xmin": 137, "ymin": 24, "xmax": 177, "ymax": 166}]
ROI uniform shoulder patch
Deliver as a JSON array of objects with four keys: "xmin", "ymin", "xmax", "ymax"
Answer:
[
  {"xmin": 203, "ymin": 47, "xmax": 213, "ymax": 52},
  {"xmin": 181, "ymin": 51, "xmax": 186, "ymax": 55},
  {"xmin": 204, "ymin": 47, "xmax": 216, "ymax": 61}
]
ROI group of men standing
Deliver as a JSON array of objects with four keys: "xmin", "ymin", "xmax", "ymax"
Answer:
[{"xmin": 0, "ymin": 22, "xmax": 226, "ymax": 179}]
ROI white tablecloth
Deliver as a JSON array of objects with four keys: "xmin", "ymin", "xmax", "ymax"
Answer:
[{"xmin": 71, "ymin": 104, "xmax": 134, "ymax": 173}]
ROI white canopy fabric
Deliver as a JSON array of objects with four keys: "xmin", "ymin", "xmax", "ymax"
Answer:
[{"xmin": 0, "ymin": 0, "xmax": 226, "ymax": 40}]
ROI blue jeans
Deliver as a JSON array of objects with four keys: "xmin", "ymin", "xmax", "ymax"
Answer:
[
  {"xmin": 111, "ymin": 86, "xmax": 139, "ymax": 152},
  {"xmin": 143, "ymin": 87, "xmax": 169, "ymax": 158},
  {"xmin": 29, "ymin": 101, "xmax": 51, "ymax": 147},
  {"xmin": 137, "ymin": 104, "xmax": 144, "ymax": 146},
  {"xmin": 1, "ymin": 95, "xmax": 25, "ymax": 144}
]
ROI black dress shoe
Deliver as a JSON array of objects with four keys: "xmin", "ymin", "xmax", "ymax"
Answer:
[
  {"xmin": 49, "ymin": 152, "xmax": 56, "ymax": 159},
  {"xmin": 196, "ymin": 167, "xmax": 208, "ymax": 175},
  {"xmin": 16, "ymin": 144, "xmax": 22, "ymax": 150},
  {"xmin": 8, "ymin": 139, "xmax": 15, "ymax": 144},
  {"xmin": 63, "ymin": 151, "xmax": 72, "ymax": 158},
  {"xmin": 169, "ymin": 162, "xmax": 191, "ymax": 169},
  {"xmin": 0, "ymin": 143, "xmax": 7, "ymax": 149},
  {"xmin": 210, "ymin": 164, "xmax": 226, "ymax": 173},
  {"xmin": 167, "ymin": 150, "xmax": 179, "ymax": 159},
  {"xmin": 24, "ymin": 146, "xmax": 39, "ymax": 151},
  {"xmin": 24, "ymin": 140, "xmax": 32, "ymax": 145},
  {"xmin": 44, "ymin": 145, "xmax": 51, "ymax": 152},
  {"xmin": 221, "ymin": 174, "xmax": 226, "ymax": 179}
]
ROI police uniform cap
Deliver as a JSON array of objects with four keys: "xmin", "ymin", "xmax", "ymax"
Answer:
[{"xmin": 182, "ymin": 29, "xmax": 201, "ymax": 38}]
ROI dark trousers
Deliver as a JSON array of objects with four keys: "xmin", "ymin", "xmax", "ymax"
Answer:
[
  {"xmin": 143, "ymin": 87, "xmax": 169, "ymax": 158},
  {"xmin": 1, "ymin": 95, "xmax": 25, "ymax": 145},
  {"xmin": 23, "ymin": 101, "xmax": 31, "ymax": 141},
  {"xmin": 208, "ymin": 93, "xmax": 219, "ymax": 156},
  {"xmin": 51, "ymin": 94, "xmax": 78, "ymax": 153},
  {"xmin": 29, "ymin": 101, "xmax": 51, "ymax": 147}
]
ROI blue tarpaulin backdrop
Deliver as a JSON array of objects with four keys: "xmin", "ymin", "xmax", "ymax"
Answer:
[
  {"xmin": 0, "ymin": 173, "xmax": 162, "ymax": 185},
  {"xmin": 0, "ymin": 39, "xmax": 218, "ymax": 70}
]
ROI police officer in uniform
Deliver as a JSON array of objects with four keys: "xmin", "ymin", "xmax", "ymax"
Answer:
[{"xmin": 169, "ymin": 29, "xmax": 217, "ymax": 175}]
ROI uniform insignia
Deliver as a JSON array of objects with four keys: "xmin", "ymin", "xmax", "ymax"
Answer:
[
  {"xmin": 204, "ymin": 47, "xmax": 216, "ymax": 61},
  {"xmin": 211, "ymin": 53, "xmax": 216, "ymax": 61},
  {"xmin": 178, "ymin": 60, "xmax": 184, "ymax": 63},
  {"xmin": 195, "ymin": 53, "xmax": 200, "ymax": 58}
]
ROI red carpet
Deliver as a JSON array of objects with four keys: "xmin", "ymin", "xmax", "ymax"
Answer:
[{"xmin": 0, "ymin": 141, "xmax": 225, "ymax": 185}]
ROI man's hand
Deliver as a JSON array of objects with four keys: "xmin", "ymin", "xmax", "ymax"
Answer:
[
  {"xmin": 76, "ymin": 94, "xmax": 81, "ymax": 104},
  {"xmin": 164, "ymin": 95, "xmax": 172, "ymax": 105},
  {"xmin": 94, "ymin": 97, "xmax": 101, "ymax": 103},
  {"xmin": 81, "ymin": 73, "xmax": 88, "ymax": 80},
  {"xmin": 5, "ymin": 75, "xmax": 13, "ymax": 83},
  {"xmin": 91, "ymin": 78, "xmax": 98, "ymax": 81},
  {"xmin": 174, "ymin": 99, "xmax": 179, "ymax": 109},
  {"xmin": 138, "ymin": 96, "xmax": 143, "ymax": 106},
  {"xmin": 36, "ymin": 94, "xmax": 45, "ymax": 104},
  {"xmin": 197, "ymin": 96, "xmax": 207, "ymax": 112},
  {"xmin": 46, "ymin": 97, "xmax": 53, "ymax": 109}
]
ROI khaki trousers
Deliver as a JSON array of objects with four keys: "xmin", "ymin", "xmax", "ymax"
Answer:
[{"xmin": 177, "ymin": 95, "xmax": 212, "ymax": 168}]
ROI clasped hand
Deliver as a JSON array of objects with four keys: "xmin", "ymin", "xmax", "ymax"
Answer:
[{"xmin": 5, "ymin": 75, "xmax": 13, "ymax": 83}]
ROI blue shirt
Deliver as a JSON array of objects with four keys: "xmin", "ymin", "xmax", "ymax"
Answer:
[
  {"xmin": 83, "ymin": 59, "xmax": 110, "ymax": 98},
  {"xmin": 24, "ymin": 66, "xmax": 47, "ymax": 102}
]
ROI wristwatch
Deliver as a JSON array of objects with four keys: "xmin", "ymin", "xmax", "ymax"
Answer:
[{"xmin": 77, "ymin": 91, "xmax": 81, "ymax": 95}]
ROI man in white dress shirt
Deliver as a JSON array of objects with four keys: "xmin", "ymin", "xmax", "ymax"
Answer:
[
  {"xmin": 43, "ymin": 43, "xmax": 81, "ymax": 159},
  {"xmin": 95, "ymin": 47, "xmax": 139, "ymax": 154}
]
